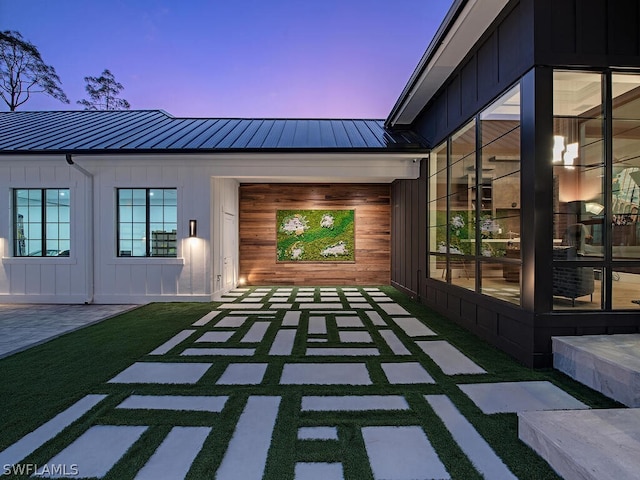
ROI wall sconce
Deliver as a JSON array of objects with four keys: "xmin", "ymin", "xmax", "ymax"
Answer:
[{"xmin": 189, "ymin": 219, "xmax": 197, "ymax": 238}]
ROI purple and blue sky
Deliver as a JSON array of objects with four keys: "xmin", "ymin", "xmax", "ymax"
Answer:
[{"xmin": 1, "ymin": 0, "xmax": 453, "ymax": 118}]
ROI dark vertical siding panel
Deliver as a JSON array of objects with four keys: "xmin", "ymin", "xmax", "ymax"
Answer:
[
  {"xmin": 577, "ymin": 0, "xmax": 607, "ymax": 55},
  {"xmin": 434, "ymin": 95, "xmax": 448, "ymax": 145},
  {"xmin": 609, "ymin": 0, "xmax": 640, "ymax": 56},
  {"xmin": 477, "ymin": 33, "xmax": 498, "ymax": 100},
  {"xmin": 550, "ymin": 1, "xmax": 576, "ymax": 54},
  {"xmin": 411, "ymin": 175, "xmax": 420, "ymax": 293},
  {"xmin": 404, "ymin": 181, "xmax": 411, "ymax": 289},
  {"xmin": 419, "ymin": 160, "xmax": 427, "ymax": 299},
  {"xmin": 536, "ymin": 0, "xmax": 640, "ymax": 65},
  {"xmin": 392, "ymin": 181, "xmax": 400, "ymax": 284},
  {"xmin": 447, "ymin": 75, "xmax": 461, "ymax": 130},
  {"xmin": 460, "ymin": 58, "xmax": 478, "ymax": 119},
  {"xmin": 498, "ymin": 3, "xmax": 522, "ymax": 82}
]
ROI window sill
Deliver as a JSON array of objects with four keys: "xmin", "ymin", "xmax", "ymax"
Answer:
[
  {"xmin": 2, "ymin": 256, "xmax": 77, "ymax": 265},
  {"xmin": 107, "ymin": 257, "xmax": 185, "ymax": 265}
]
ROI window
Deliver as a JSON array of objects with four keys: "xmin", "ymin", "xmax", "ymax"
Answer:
[
  {"xmin": 427, "ymin": 84, "xmax": 521, "ymax": 305},
  {"xmin": 117, "ymin": 188, "xmax": 177, "ymax": 257},
  {"xmin": 13, "ymin": 188, "xmax": 70, "ymax": 257},
  {"xmin": 552, "ymin": 71, "xmax": 604, "ymax": 309}
]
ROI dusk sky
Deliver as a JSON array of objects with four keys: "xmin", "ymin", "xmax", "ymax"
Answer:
[{"xmin": 1, "ymin": 0, "xmax": 453, "ymax": 118}]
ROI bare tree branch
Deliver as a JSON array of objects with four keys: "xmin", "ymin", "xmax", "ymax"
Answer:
[
  {"xmin": 0, "ymin": 30, "xmax": 69, "ymax": 111},
  {"xmin": 77, "ymin": 69, "xmax": 131, "ymax": 110}
]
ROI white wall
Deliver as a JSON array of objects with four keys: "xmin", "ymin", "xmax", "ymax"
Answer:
[
  {"xmin": 0, "ymin": 152, "xmax": 415, "ymax": 304},
  {"xmin": 0, "ymin": 156, "xmax": 228, "ymax": 304},
  {"xmin": 0, "ymin": 159, "xmax": 91, "ymax": 303}
]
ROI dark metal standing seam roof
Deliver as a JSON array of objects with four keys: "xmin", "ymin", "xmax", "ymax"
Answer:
[{"xmin": 0, "ymin": 110, "xmax": 426, "ymax": 154}]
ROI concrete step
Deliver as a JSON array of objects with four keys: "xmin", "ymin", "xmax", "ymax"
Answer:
[
  {"xmin": 552, "ymin": 334, "xmax": 640, "ymax": 407},
  {"xmin": 518, "ymin": 408, "xmax": 640, "ymax": 480}
]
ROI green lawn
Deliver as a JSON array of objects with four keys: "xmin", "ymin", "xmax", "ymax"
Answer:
[{"xmin": 0, "ymin": 288, "xmax": 622, "ymax": 479}]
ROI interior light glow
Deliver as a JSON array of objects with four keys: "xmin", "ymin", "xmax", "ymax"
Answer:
[
  {"xmin": 553, "ymin": 135, "xmax": 565, "ymax": 163},
  {"xmin": 563, "ymin": 142, "xmax": 578, "ymax": 169},
  {"xmin": 585, "ymin": 202, "xmax": 605, "ymax": 215}
]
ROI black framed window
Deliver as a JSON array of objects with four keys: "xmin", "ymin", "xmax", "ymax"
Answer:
[
  {"xmin": 117, "ymin": 188, "xmax": 177, "ymax": 257},
  {"xmin": 13, "ymin": 188, "xmax": 70, "ymax": 257}
]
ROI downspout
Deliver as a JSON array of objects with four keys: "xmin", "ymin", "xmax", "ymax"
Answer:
[{"xmin": 65, "ymin": 154, "xmax": 94, "ymax": 304}]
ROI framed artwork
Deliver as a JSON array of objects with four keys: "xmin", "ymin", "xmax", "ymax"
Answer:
[{"xmin": 276, "ymin": 209, "xmax": 355, "ymax": 262}]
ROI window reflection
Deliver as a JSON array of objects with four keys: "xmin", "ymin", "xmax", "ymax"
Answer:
[
  {"xmin": 427, "ymin": 84, "xmax": 521, "ymax": 305},
  {"xmin": 117, "ymin": 188, "xmax": 177, "ymax": 257},
  {"xmin": 14, "ymin": 189, "xmax": 70, "ymax": 257}
]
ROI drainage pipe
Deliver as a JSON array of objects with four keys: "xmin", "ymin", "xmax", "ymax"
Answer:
[{"xmin": 65, "ymin": 154, "xmax": 94, "ymax": 304}]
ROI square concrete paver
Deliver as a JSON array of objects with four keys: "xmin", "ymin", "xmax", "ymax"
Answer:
[
  {"xmin": 135, "ymin": 427, "xmax": 210, "ymax": 480},
  {"xmin": 417, "ymin": 341, "xmax": 486, "ymax": 375},
  {"xmin": 426, "ymin": 395, "xmax": 517, "ymax": 480},
  {"xmin": 336, "ymin": 316, "xmax": 364, "ymax": 328},
  {"xmin": 241, "ymin": 322, "xmax": 270, "ymax": 342},
  {"xmin": 0, "ymin": 395, "xmax": 107, "ymax": 469},
  {"xmin": 38, "ymin": 425, "xmax": 147, "ymax": 479},
  {"xmin": 295, "ymin": 462, "xmax": 344, "ymax": 480},
  {"xmin": 382, "ymin": 362, "xmax": 435, "ymax": 384},
  {"xmin": 196, "ymin": 331, "xmax": 235, "ymax": 343},
  {"xmin": 378, "ymin": 330, "xmax": 411, "ymax": 355},
  {"xmin": 108, "ymin": 362, "xmax": 212, "ymax": 384},
  {"xmin": 181, "ymin": 348, "xmax": 255, "ymax": 356},
  {"xmin": 117, "ymin": 395, "xmax": 228, "ymax": 412},
  {"xmin": 217, "ymin": 363, "xmax": 268, "ymax": 385},
  {"xmin": 282, "ymin": 311, "xmax": 301, "ymax": 326},
  {"xmin": 459, "ymin": 381, "xmax": 590, "ymax": 414},
  {"xmin": 215, "ymin": 317, "xmax": 247, "ymax": 328},
  {"xmin": 379, "ymin": 303, "xmax": 411, "ymax": 316},
  {"xmin": 338, "ymin": 331, "xmax": 372, "ymax": 343},
  {"xmin": 281, "ymin": 363, "xmax": 371, "ymax": 385},
  {"xmin": 362, "ymin": 426, "xmax": 450, "ymax": 480},
  {"xmin": 366, "ymin": 311, "xmax": 387, "ymax": 326},
  {"xmin": 306, "ymin": 348, "xmax": 380, "ymax": 356},
  {"xmin": 216, "ymin": 396, "xmax": 280, "ymax": 480},
  {"xmin": 393, "ymin": 318, "xmax": 437, "ymax": 337},
  {"xmin": 298, "ymin": 427, "xmax": 339, "ymax": 440},
  {"xmin": 301, "ymin": 396, "xmax": 409, "ymax": 411}
]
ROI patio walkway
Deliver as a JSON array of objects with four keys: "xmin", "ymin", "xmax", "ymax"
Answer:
[
  {"xmin": 0, "ymin": 304, "xmax": 138, "ymax": 359},
  {"xmin": 0, "ymin": 287, "xmax": 635, "ymax": 479}
]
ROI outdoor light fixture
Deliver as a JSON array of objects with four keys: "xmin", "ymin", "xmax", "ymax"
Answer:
[{"xmin": 189, "ymin": 219, "xmax": 197, "ymax": 238}]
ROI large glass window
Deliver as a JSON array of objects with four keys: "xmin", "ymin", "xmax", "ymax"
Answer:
[
  {"xmin": 427, "ymin": 84, "xmax": 522, "ymax": 305},
  {"xmin": 449, "ymin": 120, "xmax": 476, "ymax": 291},
  {"xmin": 552, "ymin": 72, "xmax": 604, "ymax": 309},
  {"xmin": 479, "ymin": 86, "xmax": 521, "ymax": 303},
  {"xmin": 428, "ymin": 142, "xmax": 448, "ymax": 278},
  {"xmin": 612, "ymin": 73, "xmax": 640, "ymax": 308},
  {"xmin": 13, "ymin": 189, "xmax": 70, "ymax": 257},
  {"xmin": 117, "ymin": 188, "xmax": 177, "ymax": 257}
]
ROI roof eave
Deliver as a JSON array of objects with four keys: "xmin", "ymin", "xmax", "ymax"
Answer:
[{"xmin": 385, "ymin": 0, "xmax": 509, "ymax": 129}]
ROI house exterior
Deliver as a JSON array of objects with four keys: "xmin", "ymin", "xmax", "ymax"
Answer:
[
  {"xmin": 0, "ymin": 112, "xmax": 423, "ymax": 304},
  {"xmin": 2, "ymin": 0, "xmax": 640, "ymax": 366}
]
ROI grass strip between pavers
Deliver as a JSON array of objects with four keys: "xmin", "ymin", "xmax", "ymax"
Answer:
[{"xmin": 0, "ymin": 287, "xmax": 624, "ymax": 480}]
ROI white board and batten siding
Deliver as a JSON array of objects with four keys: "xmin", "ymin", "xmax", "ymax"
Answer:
[{"xmin": 0, "ymin": 156, "xmax": 239, "ymax": 304}]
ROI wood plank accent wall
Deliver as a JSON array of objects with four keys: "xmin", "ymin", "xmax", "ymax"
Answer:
[{"xmin": 239, "ymin": 184, "xmax": 391, "ymax": 286}]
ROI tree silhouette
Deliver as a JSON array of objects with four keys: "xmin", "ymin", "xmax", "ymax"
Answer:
[
  {"xmin": 0, "ymin": 30, "xmax": 69, "ymax": 111},
  {"xmin": 77, "ymin": 69, "xmax": 130, "ymax": 110}
]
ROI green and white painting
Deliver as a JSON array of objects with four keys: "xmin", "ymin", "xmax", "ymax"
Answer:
[{"xmin": 276, "ymin": 210, "xmax": 355, "ymax": 262}]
